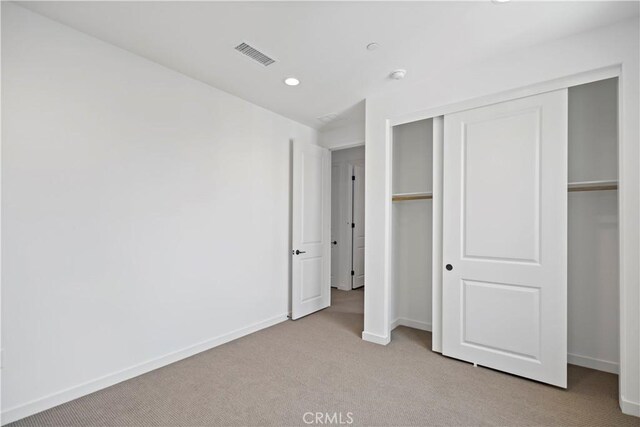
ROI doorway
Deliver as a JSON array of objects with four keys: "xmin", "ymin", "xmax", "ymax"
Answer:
[{"xmin": 330, "ymin": 145, "xmax": 365, "ymax": 291}]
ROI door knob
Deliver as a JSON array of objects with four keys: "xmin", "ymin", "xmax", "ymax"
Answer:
[
  {"xmin": 294, "ymin": 249, "xmax": 306, "ymax": 255},
  {"xmin": 446, "ymin": 264, "xmax": 453, "ymax": 271},
  {"xmin": 332, "ymin": 241, "xmax": 337, "ymax": 245}
]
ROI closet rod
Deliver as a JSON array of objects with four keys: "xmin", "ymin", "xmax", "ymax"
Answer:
[
  {"xmin": 392, "ymin": 193, "xmax": 432, "ymax": 202},
  {"xmin": 568, "ymin": 180, "xmax": 618, "ymax": 192},
  {"xmin": 391, "ymin": 181, "xmax": 617, "ymax": 201}
]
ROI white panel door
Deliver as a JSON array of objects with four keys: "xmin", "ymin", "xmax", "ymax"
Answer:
[
  {"xmin": 442, "ymin": 90, "xmax": 568, "ymax": 387},
  {"xmin": 292, "ymin": 140, "xmax": 331, "ymax": 320},
  {"xmin": 352, "ymin": 164, "xmax": 365, "ymax": 289}
]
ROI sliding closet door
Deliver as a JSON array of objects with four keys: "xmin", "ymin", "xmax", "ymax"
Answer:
[{"xmin": 442, "ymin": 90, "xmax": 568, "ymax": 388}]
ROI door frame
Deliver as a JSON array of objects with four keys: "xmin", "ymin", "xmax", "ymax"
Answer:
[
  {"xmin": 329, "ymin": 146, "xmax": 366, "ymax": 292},
  {"xmin": 385, "ymin": 64, "xmax": 633, "ymax": 411},
  {"xmin": 330, "ymin": 161, "xmax": 351, "ymax": 290},
  {"xmin": 350, "ymin": 162, "xmax": 365, "ymax": 289}
]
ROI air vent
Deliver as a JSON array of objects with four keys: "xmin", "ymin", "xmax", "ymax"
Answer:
[
  {"xmin": 316, "ymin": 113, "xmax": 338, "ymax": 124},
  {"xmin": 234, "ymin": 42, "xmax": 276, "ymax": 66}
]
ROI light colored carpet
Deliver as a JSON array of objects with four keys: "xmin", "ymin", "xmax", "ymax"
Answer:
[{"xmin": 10, "ymin": 288, "xmax": 637, "ymax": 426}]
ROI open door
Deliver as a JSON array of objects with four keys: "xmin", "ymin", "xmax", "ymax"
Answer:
[
  {"xmin": 442, "ymin": 90, "xmax": 568, "ymax": 387},
  {"xmin": 292, "ymin": 140, "xmax": 331, "ymax": 320}
]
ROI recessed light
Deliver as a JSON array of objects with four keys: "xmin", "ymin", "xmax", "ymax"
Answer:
[
  {"xmin": 389, "ymin": 69, "xmax": 407, "ymax": 80},
  {"xmin": 366, "ymin": 42, "xmax": 380, "ymax": 51},
  {"xmin": 284, "ymin": 77, "xmax": 300, "ymax": 86},
  {"xmin": 492, "ymin": 0, "xmax": 511, "ymax": 3}
]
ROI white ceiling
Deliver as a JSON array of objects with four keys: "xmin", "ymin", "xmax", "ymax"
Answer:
[{"xmin": 17, "ymin": 1, "xmax": 639, "ymax": 129}]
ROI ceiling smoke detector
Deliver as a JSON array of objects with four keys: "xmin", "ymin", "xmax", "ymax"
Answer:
[{"xmin": 389, "ymin": 69, "xmax": 407, "ymax": 80}]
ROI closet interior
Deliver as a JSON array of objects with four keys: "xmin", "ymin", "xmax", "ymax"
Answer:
[
  {"xmin": 391, "ymin": 118, "xmax": 434, "ymax": 333},
  {"xmin": 390, "ymin": 77, "xmax": 619, "ymax": 375},
  {"xmin": 567, "ymin": 77, "xmax": 619, "ymax": 374}
]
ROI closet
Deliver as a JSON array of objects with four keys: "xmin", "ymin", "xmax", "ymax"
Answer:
[
  {"xmin": 391, "ymin": 118, "xmax": 434, "ymax": 332},
  {"xmin": 567, "ymin": 78, "xmax": 619, "ymax": 374},
  {"xmin": 390, "ymin": 77, "xmax": 619, "ymax": 383}
]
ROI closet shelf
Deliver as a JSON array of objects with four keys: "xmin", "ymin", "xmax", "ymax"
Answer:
[
  {"xmin": 392, "ymin": 192, "xmax": 432, "ymax": 202},
  {"xmin": 568, "ymin": 180, "xmax": 618, "ymax": 192}
]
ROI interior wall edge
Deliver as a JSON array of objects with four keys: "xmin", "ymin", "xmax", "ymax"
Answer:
[
  {"xmin": 361, "ymin": 330, "xmax": 390, "ymax": 346},
  {"xmin": 620, "ymin": 398, "xmax": 640, "ymax": 417}
]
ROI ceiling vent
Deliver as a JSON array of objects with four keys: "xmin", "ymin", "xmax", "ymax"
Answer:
[
  {"xmin": 234, "ymin": 42, "xmax": 276, "ymax": 66},
  {"xmin": 316, "ymin": 113, "xmax": 339, "ymax": 124}
]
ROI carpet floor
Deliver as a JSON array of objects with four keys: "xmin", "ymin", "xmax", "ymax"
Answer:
[{"xmin": 10, "ymin": 288, "xmax": 637, "ymax": 426}]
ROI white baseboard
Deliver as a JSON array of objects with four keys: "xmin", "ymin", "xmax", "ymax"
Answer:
[
  {"xmin": 331, "ymin": 282, "xmax": 351, "ymax": 291},
  {"xmin": 362, "ymin": 330, "xmax": 390, "ymax": 345},
  {"xmin": 1, "ymin": 313, "xmax": 288, "ymax": 426},
  {"xmin": 391, "ymin": 317, "xmax": 432, "ymax": 332},
  {"xmin": 568, "ymin": 353, "xmax": 619, "ymax": 374},
  {"xmin": 620, "ymin": 396, "xmax": 640, "ymax": 417}
]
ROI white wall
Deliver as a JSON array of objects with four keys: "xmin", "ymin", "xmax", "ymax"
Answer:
[
  {"xmin": 330, "ymin": 146, "xmax": 365, "ymax": 291},
  {"xmin": 391, "ymin": 120, "xmax": 432, "ymax": 331},
  {"xmin": 568, "ymin": 79, "xmax": 620, "ymax": 374},
  {"xmin": 332, "ymin": 145, "xmax": 365, "ymax": 164},
  {"xmin": 319, "ymin": 120, "xmax": 365, "ymax": 150},
  {"xmin": 1, "ymin": 3, "xmax": 317, "ymax": 423},
  {"xmin": 364, "ymin": 18, "xmax": 639, "ymax": 415}
]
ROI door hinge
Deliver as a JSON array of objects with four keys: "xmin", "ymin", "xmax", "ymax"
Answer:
[
  {"xmin": 352, "ymin": 175, "xmax": 355, "ymax": 181},
  {"xmin": 351, "ymin": 223, "xmax": 355, "ymax": 228},
  {"xmin": 351, "ymin": 270, "xmax": 355, "ymax": 276}
]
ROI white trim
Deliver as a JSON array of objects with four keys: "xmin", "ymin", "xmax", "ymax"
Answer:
[
  {"xmin": 328, "ymin": 140, "xmax": 365, "ymax": 151},
  {"xmin": 362, "ymin": 330, "xmax": 390, "ymax": 345},
  {"xmin": 431, "ymin": 116, "xmax": 444, "ymax": 354},
  {"xmin": 382, "ymin": 119, "xmax": 393, "ymax": 339},
  {"xmin": 389, "ymin": 64, "xmax": 621, "ymax": 127},
  {"xmin": 0, "ymin": 314, "xmax": 288, "ymax": 425},
  {"xmin": 620, "ymin": 398, "xmax": 640, "ymax": 417},
  {"xmin": 391, "ymin": 318, "xmax": 432, "ymax": 332},
  {"xmin": 568, "ymin": 353, "xmax": 619, "ymax": 374}
]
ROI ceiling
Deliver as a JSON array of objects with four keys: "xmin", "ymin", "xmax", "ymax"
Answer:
[{"xmin": 17, "ymin": 1, "xmax": 639, "ymax": 129}]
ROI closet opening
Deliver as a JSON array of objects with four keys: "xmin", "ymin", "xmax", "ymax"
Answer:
[
  {"xmin": 388, "ymin": 76, "xmax": 620, "ymax": 389},
  {"xmin": 567, "ymin": 77, "xmax": 619, "ymax": 376},
  {"xmin": 330, "ymin": 145, "xmax": 365, "ymax": 293},
  {"xmin": 390, "ymin": 118, "xmax": 435, "ymax": 336}
]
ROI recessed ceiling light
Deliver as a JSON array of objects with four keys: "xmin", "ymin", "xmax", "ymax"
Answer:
[
  {"xmin": 492, "ymin": 0, "xmax": 511, "ymax": 3},
  {"xmin": 366, "ymin": 42, "xmax": 380, "ymax": 51},
  {"xmin": 389, "ymin": 69, "xmax": 407, "ymax": 80},
  {"xmin": 284, "ymin": 77, "xmax": 300, "ymax": 86}
]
